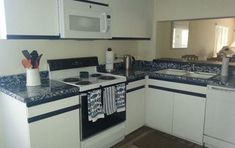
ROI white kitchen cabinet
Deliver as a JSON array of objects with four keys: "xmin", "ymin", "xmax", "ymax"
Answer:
[
  {"xmin": 173, "ymin": 93, "xmax": 206, "ymax": 144},
  {"xmin": 110, "ymin": 0, "xmax": 153, "ymax": 39},
  {"xmin": 1, "ymin": 93, "xmax": 80, "ymax": 148},
  {"xmin": 2, "ymin": 0, "xmax": 59, "ymax": 38},
  {"xmin": 126, "ymin": 80, "xmax": 145, "ymax": 135},
  {"xmin": 29, "ymin": 109, "xmax": 80, "ymax": 148},
  {"xmin": 146, "ymin": 79, "xmax": 206, "ymax": 145},
  {"xmin": 145, "ymin": 87, "xmax": 174, "ymax": 134}
]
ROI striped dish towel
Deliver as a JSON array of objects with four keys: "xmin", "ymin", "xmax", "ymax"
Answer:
[
  {"xmin": 87, "ymin": 89, "xmax": 104, "ymax": 122},
  {"xmin": 103, "ymin": 86, "xmax": 117, "ymax": 115},
  {"xmin": 115, "ymin": 83, "xmax": 126, "ymax": 112}
]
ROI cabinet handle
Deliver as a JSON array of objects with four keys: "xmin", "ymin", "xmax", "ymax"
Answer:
[
  {"xmin": 210, "ymin": 86, "xmax": 235, "ymax": 92},
  {"xmin": 127, "ymin": 85, "xmax": 145, "ymax": 93},
  {"xmin": 28, "ymin": 105, "xmax": 80, "ymax": 123},
  {"xmin": 149, "ymin": 85, "xmax": 206, "ymax": 98}
]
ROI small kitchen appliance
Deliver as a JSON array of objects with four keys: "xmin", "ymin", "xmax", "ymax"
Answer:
[
  {"xmin": 124, "ymin": 55, "xmax": 135, "ymax": 70},
  {"xmin": 47, "ymin": 57, "xmax": 126, "ymax": 148},
  {"xmin": 58, "ymin": 0, "xmax": 112, "ymax": 39}
]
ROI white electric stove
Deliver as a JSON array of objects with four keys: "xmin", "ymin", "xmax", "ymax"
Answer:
[
  {"xmin": 47, "ymin": 57, "xmax": 127, "ymax": 148},
  {"xmin": 48, "ymin": 57, "xmax": 126, "ymax": 92}
]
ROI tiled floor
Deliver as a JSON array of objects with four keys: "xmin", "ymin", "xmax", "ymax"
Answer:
[{"xmin": 112, "ymin": 126, "xmax": 205, "ymax": 148}]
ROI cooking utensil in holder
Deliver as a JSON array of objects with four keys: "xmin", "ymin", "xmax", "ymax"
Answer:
[{"xmin": 26, "ymin": 68, "xmax": 41, "ymax": 86}]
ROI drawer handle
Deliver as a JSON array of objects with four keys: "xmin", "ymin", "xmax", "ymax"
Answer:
[{"xmin": 210, "ymin": 86, "xmax": 235, "ymax": 92}]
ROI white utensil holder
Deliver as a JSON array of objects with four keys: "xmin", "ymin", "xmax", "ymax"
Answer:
[{"xmin": 26, "ymin": 68, "xmax": 41, "ymax": 86}]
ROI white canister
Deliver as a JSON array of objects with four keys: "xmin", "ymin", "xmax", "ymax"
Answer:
[
  {"xmin": 26, "ymin": 68, "xmax": 41, "ymax": 86},
  {"xmin": 221, "ymin": 57, "xmax": 230, "ymax": 77},
  {"xmin": 105, "ymin": 48, "xmax": 114, "ymax": 72}
]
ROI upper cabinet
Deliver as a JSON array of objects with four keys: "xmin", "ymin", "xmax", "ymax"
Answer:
[
  {"xmin": 1, "ymin": 0, "xmax": 60, "ymax": 39},
  {"xmin": 0, "ymin": 0, "xmax": 154, "ymax": 40},
  {"xmin": 110, "ymin": 0, "xmax": 153, "ymax": 39}
]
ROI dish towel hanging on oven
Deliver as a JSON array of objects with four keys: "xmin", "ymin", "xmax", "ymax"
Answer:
[
  {"xmin": 87, "ymin": 89, "xmax": 104, "ymax": 122},
  {"xmin": 103, "ymin": 86, "xmax": 117, "ymax": 115},
  {"xmin": 115, "ymin": 83, "xmax": 126, "ymax": 112}
]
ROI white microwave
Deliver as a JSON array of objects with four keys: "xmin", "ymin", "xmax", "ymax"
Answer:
[{"xmin": 58, "ymin": 0, "xmax": 111, "ymax": 39}]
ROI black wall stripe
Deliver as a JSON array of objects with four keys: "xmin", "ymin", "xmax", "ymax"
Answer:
[
  {"xmin": 7, "ymin": 35, "xmax": 60, "ymax": 40},
  {"xmin": 111, "ymin": 37, "xmax": 151, "ymax": 40},
  {"xmin": 127, "ymin": 86, "xmax": 145, "ymax": 93},
  {"xmin": 148, "ymin": 85, "xmax": 206, "ymax": 98},
  {"xmin": 28, "ymin": 105, "xmax": 80, "ymax": 123},
  {"xmin": 74, "ymin": 0, "xmax": 109, "ymax": 7}
]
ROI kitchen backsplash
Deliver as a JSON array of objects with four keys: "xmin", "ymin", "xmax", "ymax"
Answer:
[
  {"xmin": 97, "ymin": 60, "xmax": 153, "ymax": 72},
  {"xmin": 1, "ymin": 59, "xmax": 235, "ymax": 80},
  {"xmin": 97, "ymin": 59, "xmax": 235, "ymax": 74}
]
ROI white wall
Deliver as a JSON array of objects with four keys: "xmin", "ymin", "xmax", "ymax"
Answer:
[
  {"xmin": 156, "ymin": 0, "xmax": 235, "ymax": 21},
  {"xmin": 136, "ymin": 0, "xmax": 156, "ymax": 60},
  {"xmin": 0, "ymin": 40, "xmax": 138, "ymax": 76}
]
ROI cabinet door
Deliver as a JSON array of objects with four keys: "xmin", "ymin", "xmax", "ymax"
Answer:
[
  {"xmin": 29, "ymin": 109, "xmax": 80, "ymax": 148},
  {"xmin": 173, "ymin": 93, "xmax": 205, "ymax": 144},
  {"xmin": 126, "ymin": 88, "xmax": 145, "ymax": 135},
  {"xmin": 145, "ymin": 88, "xmax": 174, "ymax": 134},
  {"xmin": 110, "ymin": 0, "xmax": 153, "ymax": 38},
  {"xmin": 4, "ymin": 0, "xmax": 59, "ymax": 36}
]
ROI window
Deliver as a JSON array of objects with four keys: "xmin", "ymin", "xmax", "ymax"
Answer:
[
  {"xmin": 214, "ymin": 25, "xmax": 229, "ymax": 53},
  {"xmin": 172, "ymin": 21, "xmax": 189, "ymax": 49}
]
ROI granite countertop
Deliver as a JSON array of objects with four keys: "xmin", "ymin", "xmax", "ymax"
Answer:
[
  {"xmin": 208, "ymin": 75, "xmax": 235, "ymax": 88},
  {"xmin": 0, "ymin": 73, "xmax": 79, "ymax": 107},
  {"xmin": 109, "ymin": 70, "xmax": 148, "ymax": 83},
  {"xmin": 1, "ymin": 60, "xmax": 235, "ymax": 107},
  {"xmin": 148, "ymin": 72, "xmax": 210, "ymax": 86},
  {"xmin": 109, "ymin": 67, "xmax": 235, "ymax": 88}
]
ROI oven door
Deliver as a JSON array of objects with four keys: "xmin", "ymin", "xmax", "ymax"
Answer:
[
  {"xmin": 80, "ymin": 92, "xmax": 126, "ymax": 140},
  {"xmin": 59, "ymin": 0, "xmax": 111, "ymax": 39}
]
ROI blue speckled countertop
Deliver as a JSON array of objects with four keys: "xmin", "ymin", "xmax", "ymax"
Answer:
[
  {"xmin": 0, "ymin": 73, "xmax": 79, "ymax": 107},
  {"xmin": 1, "ymin": 59, "xmax": 235, "ymax": 107},
  {"xmin": 108, "ymin": 70, "xmax": 147, "ymax": 83},
  {"xmin": 148, "ymin": 72, "xmax": 211, "ymax": 86}
]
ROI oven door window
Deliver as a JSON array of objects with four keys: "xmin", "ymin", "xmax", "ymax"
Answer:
[{"xmin": 69, "ymin": 15, "xmax": 100, "ymax": 32}]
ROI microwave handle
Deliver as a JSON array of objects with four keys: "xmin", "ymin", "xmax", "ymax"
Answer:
[{"xmin": 101, "ymin": 13, "xmax": 108, "ymax": 33}]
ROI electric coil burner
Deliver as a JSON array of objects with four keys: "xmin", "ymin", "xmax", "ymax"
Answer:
[
  {"xmin": 90, "ymin": 73, "xmax": 102, "ymax": 77},
  {"xmin": 99, "ymin": 76, "xmax": 116, "ymax": 80},
  {"xmin": 63, "ymin": 78, "xmax": 80, "ymax": 83},
  {"xmin": 76, "ymin": 81, "xmax": 92, "ymax": 85}
]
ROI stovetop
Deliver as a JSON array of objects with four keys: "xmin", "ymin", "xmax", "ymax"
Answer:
[
  {"xmin": 57, "ymin": 72, "xmax": 126, "ymax": 92},
  {"xmin": 48, "ymin": 57, "xmax": 126, "ymax": 92}
]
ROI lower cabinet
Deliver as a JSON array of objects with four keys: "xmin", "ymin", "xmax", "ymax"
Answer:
[
  {"xmin": 29, "ymin": 109, "xmax": 80, "ymax": 148},
  {"xmin": 146, "ymin": 79, "xmax": 206, "ymax": 145},
  {"xmin": 1, "ymin": 93, "xmax": 80, "ymax": 148},
  {"xmin": 173, "ymin": 93, "xmax": 206, "ymax": 144},
  {"xmin": 145, "ymin": 88, "xmax": 174, "ymax": 134},
  {"xmin": 126, "ymin": 80, "xmax": 146, "ymax": 135},
  {"xmin": 28, "ymin": 96, "xmax": 80, "ymax": 148}
]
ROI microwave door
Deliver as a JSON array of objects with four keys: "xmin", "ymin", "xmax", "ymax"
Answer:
[{"xmin": 60, "ymin": 2, "xmax": 111, "ymax": 39}]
